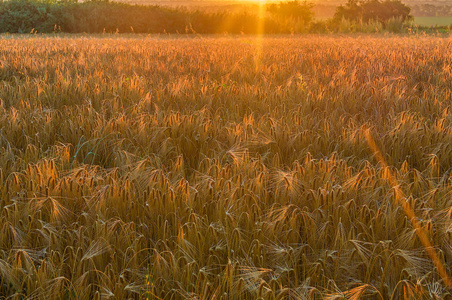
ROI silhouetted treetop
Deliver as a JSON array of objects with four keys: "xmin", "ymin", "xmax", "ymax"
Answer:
[
  {"xmin": 266, "ymin": 0, "xmax": 314, "ymax": 23},
  {"xmin": 334, "ymin": 0, "xmax": 413, "ymax": 24}
]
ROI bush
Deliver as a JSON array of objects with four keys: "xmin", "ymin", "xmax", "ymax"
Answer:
[
  {"xmin": 386, "ymin": 17, "xmax": 405, "ymax": 33},
  {"xmin": 308, "ymin": 20, "xmax": 330, "ymax": 33}
]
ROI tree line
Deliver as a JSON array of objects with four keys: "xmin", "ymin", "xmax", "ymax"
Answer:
[{"xmin": 0, "ymin": 0, "xmax": 425, "ymax": 34}]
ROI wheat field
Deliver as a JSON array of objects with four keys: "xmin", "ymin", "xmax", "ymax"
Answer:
[{"xmin": 1, "ymin": 34, "xmax": 452, "ymax": 299}]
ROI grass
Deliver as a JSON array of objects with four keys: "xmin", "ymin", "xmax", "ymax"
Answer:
[
  {"xmin": 414, "ymin": 16, "xmax": 452, "ymax": 27},
  {"xmin": 0, "ymin": 34, "xmax": 452, "ymax": 299}
]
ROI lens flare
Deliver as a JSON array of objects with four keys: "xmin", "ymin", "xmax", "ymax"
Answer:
[{"xmin": 364, "ymin": 126, "xmax": 452, "ymax": 288}]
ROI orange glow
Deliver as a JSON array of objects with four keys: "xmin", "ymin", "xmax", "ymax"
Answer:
[{"xmin": 254, "ymin": 0, "xmax": 265, "ymax": 71}]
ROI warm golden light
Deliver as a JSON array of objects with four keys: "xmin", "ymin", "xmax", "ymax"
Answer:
[{"xmin": 254, "ymin": 0, "xmax": 265, "ymax": 71}]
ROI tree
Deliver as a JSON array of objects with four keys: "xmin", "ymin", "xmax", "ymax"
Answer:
[
  {"xmin": 267, "ymin": 0, "xmax": 314, "ymax": 24},
  {"xmin": 334, "ymin": 0, "xmax": 413, "ymax": 24}
]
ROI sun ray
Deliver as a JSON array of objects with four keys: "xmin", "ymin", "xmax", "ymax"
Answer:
[{"xmin": 254, "ymin": 0, "xmax": 265, "ymax": 71}]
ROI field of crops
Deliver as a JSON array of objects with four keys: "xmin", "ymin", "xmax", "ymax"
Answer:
[
  {"xmin": 1, "ymin": 34, "xmax": 452, "ymax": 299},
  {"xmin": 414, "ymin": 17, "xmax": 452, "ymax": 27}
]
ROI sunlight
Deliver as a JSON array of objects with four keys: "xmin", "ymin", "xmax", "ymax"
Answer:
[{"xmin": 254, "ymin": 0, "xmax": 265, "ymax": 71}]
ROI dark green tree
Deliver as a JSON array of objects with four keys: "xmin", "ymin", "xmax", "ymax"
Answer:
[{"xmin": 0, "ymin": 0, "xmax": 67, "ymax": 33}]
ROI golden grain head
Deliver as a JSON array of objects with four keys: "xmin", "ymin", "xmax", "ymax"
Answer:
[{"xmin": 0, "ymin": 34, "xmax": 451, "ymax": 299}]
